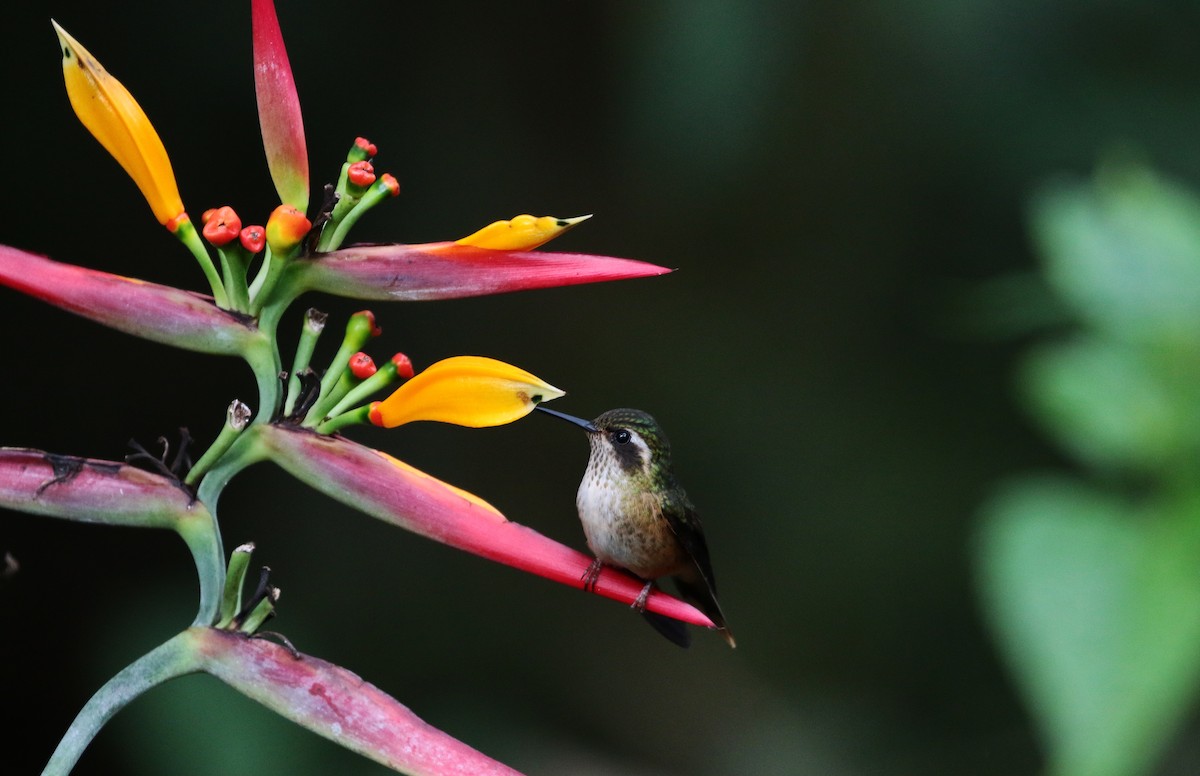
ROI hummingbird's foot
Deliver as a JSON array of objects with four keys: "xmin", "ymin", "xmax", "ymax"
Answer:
[
  {"xmin": 581, "ymin": 558, "xmax": 603, "ymax": 592},
  {"xmin": 632, "ymin": 581, "xmax": 654, "ymax": 612}
]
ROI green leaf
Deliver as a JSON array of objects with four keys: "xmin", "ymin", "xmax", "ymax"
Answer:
[
  {"xmin": 1020, "ymin": 337, "xmax": 1194, "ymax": 472},
  {"xmin": 1030, "ymin": 165, "xmax": 1200, "ymax": 347},
  {"xmin": 976, "ymin": 477, "xmax": 1200, "ymax": 776}
]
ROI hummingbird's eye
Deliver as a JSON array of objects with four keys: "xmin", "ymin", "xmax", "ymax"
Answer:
[{"xmin": 612, "ymin": 430, "xmax": 632, "ymax": 445}]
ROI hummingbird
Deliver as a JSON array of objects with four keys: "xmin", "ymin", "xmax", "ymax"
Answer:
[{"xmin": 537, "ymin": 406, "xmax": 735, "ymax": 648}]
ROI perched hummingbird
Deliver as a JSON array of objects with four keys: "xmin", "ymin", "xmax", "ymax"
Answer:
[{"xmin": 537, "ymin": 406, "xmax": 735, "ymax": 648}]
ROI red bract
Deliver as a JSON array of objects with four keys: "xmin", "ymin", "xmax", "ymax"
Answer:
[
  {"xmin": 289, "ymin": 243, "xmax": 673, "ymax": 302},
  {"xmin": 254, "ymin": 424, "xmax": 716, "ymax": 628},
  {"xmin": 0, "ymin": 245, "xmax": 261, "ymax": 356},
  {"xmin": 0, "ymin": 448, "xmax": 199, "ymax": 529},
  {"xmin": 252, "ymin": 0, "xmax": 308, "ymax": 211},
  {"xmin": 191, "ymin": 628, "xmax": 522, "ymax": 775}
]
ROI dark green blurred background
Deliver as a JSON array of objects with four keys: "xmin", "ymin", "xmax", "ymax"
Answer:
[{"xmin": 5, "ymin": 1, "xmax": 1200, "ymax": 773}]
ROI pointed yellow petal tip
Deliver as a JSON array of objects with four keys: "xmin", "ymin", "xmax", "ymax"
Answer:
[
  {"xmin": 53, "ymin": 20, "xmax": 184, "ymax": 226},
  {"xmin": 455, "ymin": 213, "xmax": 593, "ymax": 251},
  {"xmin": 373, "ymin": 355, "xmax": 565, "ymax": 429}
]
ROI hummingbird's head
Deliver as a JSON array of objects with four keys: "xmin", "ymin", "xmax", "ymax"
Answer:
[
  {"xmin": 536, "ymin": 406, "xmax": 673, "ymax": 476},
  {"xmin": 589, "ymin": 408, "xmax": 672, "ymax": 475}
]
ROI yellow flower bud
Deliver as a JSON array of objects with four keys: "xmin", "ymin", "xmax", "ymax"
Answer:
[
  {"xmin": 455, "ymin": 214, "xmax": 591, "ymax": 251},
  {"xmin": 265, "ymin": 204, "xmax": 312, "ymax": 255},
  {"xmin": 53, "ymin": 21, "xmax": 185, "ymax": 228},
  {"xmin": 371, "ymin": 356, "xmax": 564, "ymax": 428}
]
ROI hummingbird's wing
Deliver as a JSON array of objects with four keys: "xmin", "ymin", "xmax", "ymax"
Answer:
[
  {"xmin": 660, "ymin": 490, "xmax": 735, "ymax": 646},
  {"xmin": 660, "ymin": 490, "xmax": 718, "ymax": 595}
]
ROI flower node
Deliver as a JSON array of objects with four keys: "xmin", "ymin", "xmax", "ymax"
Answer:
[
  {"xmin": 202, "ymin": 206, "xmax": 243, "ymax": 247},
  {"xmin": 391, "ymin": 352, "xmax": 415, "ymax": 379},
  {"xmin": 349, "ymin": 352, "xmax": 377, "ymax": 380},
  {"xmin": 240, "ymin": 225, "xmax": 266, "ymax": 254},
  {"xmin": 350, "ymin": 136, "xmax": 378, "ymax": 161},
  {"xmin": 348, "ymin": 161, "xmax": 376, "ymax": 189}
]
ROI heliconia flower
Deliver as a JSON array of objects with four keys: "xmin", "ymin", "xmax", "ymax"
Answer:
[
  {"xmin": 265, "ymin": 204, "xmax": 312, "ymax": 255},
  {"xmin": 456, "ymin": 214, "xmax": 592, "ymax": 251},
  {"xmin": 0, "ymin": 245, "xmax": 265, "ymax": 357},
  {"xmin": 188, "ymin": 628, "xmax": 522, "ymax": 775},
  {"xmin": 52, "ymin": 21, "xmax": 185, "ymax": 227},
  {"xmin": 202, "ymin": 206, "xmax": 242, "ymax": 247},
  {"xmin": 369, "ymin": 356, "xmax": 564, "ymax": 429},
  {"xmin": 253, "ymin": 424, "xmax": 715, "ymax": 628},
  {"xmin": 284, "ymin": 242, "xmax": 673, "ymax": 302}
]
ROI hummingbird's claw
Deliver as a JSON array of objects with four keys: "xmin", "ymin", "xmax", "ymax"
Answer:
[
  {"xmin": 581, "ymin": 558, "xmax": 603, "ymax": 592},
  {"xmin": 632, "ymin": 581, "xmax": 653, "ymax": 612}
]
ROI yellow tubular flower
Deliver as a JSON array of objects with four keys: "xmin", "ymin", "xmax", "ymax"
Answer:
[
  {"xmin": 455, "ymin": 214, "xmax": 592, "ymax": 251},
  {"xmin": 371, "ymin": 356, "xmax": 565, "ymax": 428},
  {"xmin": 53, "ymin": 21, "xmax": 185, "ymax": 227}
]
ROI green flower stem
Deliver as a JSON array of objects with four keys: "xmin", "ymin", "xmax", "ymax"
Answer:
[
  {"xmin": 325, "ymin": 357, "xmax": 404, "ymax": 419},
  {"xmin": 314, "ymin": 404, "xmax": 371, "ymax": 435},
  {"xmin": 322, "ymin": 179, "xmax": 394, "ymax": 252},
  {"xmin": 304, "ymin": 312, "xmax": 379, "ymax": 425},
  {"xmin": 216, "ymin": 542, "xmax": 256, "ymax": 628},
  {"xmin": 315, "ymin": 168, "xmax": 364, "ymax": 252},
  {"xmin": 174, "ymin": 219, "xmax": 229, "ymax": 309},
  {"xmin": 249, "ymin": 245, "xmax": 298, "ymax": 316},
  {"xmin": 247, "ymin": 246, "xmax": 273, "ymax": 300},
  {"xmin": 237, "ymin": 589, "xmax": 278, "ymax": 633},
  {"xmin": 185, "ymin": 401, "xmax": 252, "ymax": 487},
  {"xmin": 284, "ymin": 308, "xmax": 327, "ymax": 416},
  {"xmin": 323, "ymin": 207, "xmax": 364, "ymax": 253},
  {"xmin": 195, "ymin": 429, "xmax": 270, "ymax": 516},
  {"xmin": 216, "ymin": 246, "xmax": 251, "ymax": 312},
  {"xmin": 41, "ymin": 630, "xmax": 202, "ymax": 776},
  {"xmin": 305, "ymin": 371, "xmax": 358, "ymax": 425},
  {"xmin": 326, "ymin": 189, "xmax": 362, "ymax": 228}
]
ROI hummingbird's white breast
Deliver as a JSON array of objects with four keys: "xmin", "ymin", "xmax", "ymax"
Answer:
[{"xmin": 575, "ymin": 434, "xmax": 686, "ymax": 580}]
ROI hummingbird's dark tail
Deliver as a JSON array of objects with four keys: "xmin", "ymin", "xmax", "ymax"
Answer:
[{"xmin": 641, "ymin": 610, "xmax": 692, "ymax": 648}]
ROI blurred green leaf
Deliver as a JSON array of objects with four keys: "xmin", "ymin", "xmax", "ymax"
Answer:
[
  {"xmin": 977, "ymin": 477, "xmax": 1200, "ymax": 776},
  {"xmin": 1020, "ymin": 337, "xmax": 1194, "ymax": 473},
  {"xmin": 1030, "ymin": 165, "xmax": 1200, "ymax": 348}
]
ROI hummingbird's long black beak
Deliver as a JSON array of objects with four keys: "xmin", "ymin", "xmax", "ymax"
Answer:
[{"xmin": 535, "ymin": 405, "xmax": 598, "ymax": 432}]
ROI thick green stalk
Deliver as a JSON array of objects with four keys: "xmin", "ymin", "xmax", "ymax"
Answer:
[
  {"xmin": 192, "ymin": 429, "xmax": 271, "ymax": 625},
  {"xmin": 41, "ymin": 631, "xmax": 201, "ymax": 776},
  {"xmin": 177, "ymin": 509, "xmax": 227, "ymax": 628},
  {"xmin": 242, "ymin": 328, "xmax": 283, "ymax": 425}
]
